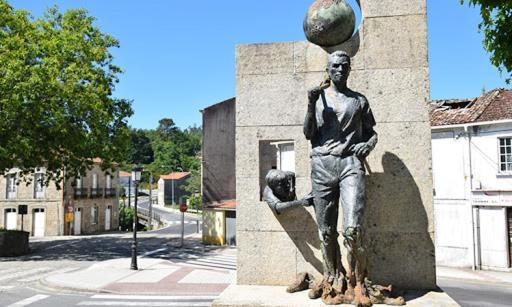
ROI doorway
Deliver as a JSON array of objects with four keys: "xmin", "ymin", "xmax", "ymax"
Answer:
[
  {"xmin": 5, "ymin": 208, "xmax": 17, "ymax": 230},
  {"xmin": 74, "ymin": 208, "xmax": 82, "ymax": 235},
  {"xmin": 105, "ymin": 205, "xmax": 111, "ymax": 231},
  {"xmin": 33, "ymin": 208, "xmax": 45, "ymax": 237}
]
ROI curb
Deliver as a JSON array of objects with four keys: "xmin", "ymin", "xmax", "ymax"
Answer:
[{"xmin": 39, "ymin": 277, "xmax": 112, "ymax": 295}]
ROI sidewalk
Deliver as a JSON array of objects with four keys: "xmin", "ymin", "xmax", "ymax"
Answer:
[
  {"xmin": 41, "ymin": 234, "xmax": 236, "ymax": 295},
  {"xmin": 437, "ymin": 265, "xmax": 512, "ymax": 285}
]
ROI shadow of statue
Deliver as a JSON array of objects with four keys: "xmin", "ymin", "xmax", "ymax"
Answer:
[
  {"xmin": 276, "ymin": 205, "xmax": 324, "ymax": 274},
  {"xmin": 364, "ymin": 151, "xmax": 436, "ymax": 290}
]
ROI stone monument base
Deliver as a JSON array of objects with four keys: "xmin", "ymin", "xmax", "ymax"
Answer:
[{"xmin": 212, "ymin": 285, "xmax": 459, "ymax": 307}]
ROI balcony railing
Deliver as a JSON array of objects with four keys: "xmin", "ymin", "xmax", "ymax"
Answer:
[
  {"xmin": 104, "ymin": 188, "xmax": 116, "ymax": 198},
  {"xmin": 90, "ymin": 188, "xmax": 103, "ymax": 198},
  {"xmin": 73, "ymin": 188, "xmax": 88, "ymax": 199}
]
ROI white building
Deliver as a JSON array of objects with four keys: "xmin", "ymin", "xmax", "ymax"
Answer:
[{"xmin": 431, "ymin": 89, "xmax": 512, "ymax": 271}]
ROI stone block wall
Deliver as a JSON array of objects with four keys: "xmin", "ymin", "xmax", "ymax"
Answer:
[{"xmin": 236, "ymin": 0, "xmax": 435, "ymax": 289}]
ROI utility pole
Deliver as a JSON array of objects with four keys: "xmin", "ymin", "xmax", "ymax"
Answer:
[
  {"xmin": 171, "ymin": 178, "xmax": 175, "ymax": 205},
  {"xmin": 128, "ymin": 176, "xmax": 132, "ymax": 208},
  {"xmin": 148, "ymin": 172, "xmax": 153, "ymax": 230}
]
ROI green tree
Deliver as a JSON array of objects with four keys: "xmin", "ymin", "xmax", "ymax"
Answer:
[
  {"xmin": 461, "ymin": 1, "xmax": 512, "ymax": 83},
  {"xmin": 0, "ymin": 1, "xmax": 132, "ymax": 185},
  {"xmin": 128, "ymin": 128, "xmax": 154, "ymax": 165}
]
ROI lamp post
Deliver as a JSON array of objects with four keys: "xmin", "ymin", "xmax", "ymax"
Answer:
[{"xmin": 131, "ymin": 165, "xmax": 142, "ymax": 270}]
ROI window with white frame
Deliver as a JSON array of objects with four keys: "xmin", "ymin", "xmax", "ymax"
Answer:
[
  {"xmin": 91, "ymin": 206, "xmax": 98, "ymax": 225},
  {"xmin": 92, "ymin": 174, "xmax": 98, "ymax": 189},
  {"xmin": 5, "ymin": 173, "xmax": 17, "ymax": 199},
  {"xmin": 75, "ymin": 176, "xmax": 83, "ymax": 196},
  {"xmin": 500, "ymin": 138, "xmax": 512, "ymax": 172},
  {"xmin": 106, "ymin": 174, "xmax": 112, "ymax": 189},
  {"xmin": 34, "ymin": 173, "xmax": 44, "ymax": 199}
]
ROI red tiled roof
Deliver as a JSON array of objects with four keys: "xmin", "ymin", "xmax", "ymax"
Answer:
[
  {"xmin": 206, "ymin": 200, "xmax": 237, "ymax": 209},
  {"xmin": 430, "ymin": 89, "xmax": 512, "ymax": 126},
  {"xmin": 160, "ymin": 172, "xmax": 190, "ymax": 180}
]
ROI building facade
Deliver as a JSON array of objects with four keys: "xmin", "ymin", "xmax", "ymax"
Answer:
[
  {"xmin": 0, "ymin": 162, "xmax": 119, "ymax": 236},
  {"xmin": 201, "ymin": 98, "xmax": 236, "ymax": 246},
  {"xmin": 431, "ymin": 89, "xmax": 512, "ymax": 270},
  {"xmin": 157, "ymin": 172, "xmax": 190, "ymax": 206}
]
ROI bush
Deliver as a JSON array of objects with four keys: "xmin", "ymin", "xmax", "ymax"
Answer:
[
  {"xmin": 188, "ymin": 194, "xmax": 202, "ymax": 211},
  {"xmin": 119, "ymin": 205, "xmax": 134, "ymax": 231}
]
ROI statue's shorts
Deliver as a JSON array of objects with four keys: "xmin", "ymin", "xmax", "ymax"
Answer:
[{"xmin": 311, "ymin": 154, "xmax": 366, "ymax": 232}]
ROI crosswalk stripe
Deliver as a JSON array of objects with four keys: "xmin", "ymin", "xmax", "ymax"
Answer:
[
  {"xmin": 0, "ymin": 268, "xmax": 18, "ymax": 276},
  {"xmin": 194, "ymin": 258, "xmax": 235, "ymax": 265},
  {"xmin": 184, "ymin": 260, "xmax": 235, "ymax": 270},
  {"xmin": 7, "ymin": 294, "xmax": 50, "ymax": 307},
  {"xmin": 18, "ymin": 267, "xmax": 79, "ymax": 282},
  {"xmin": 91, "ymin": 295, "xmax": 218, "ymax": 300},
  {"xmin": 0, "ymin": 267, "xmax": 51, "ymax": 282},
  {"xmin": 78, "ymin": 301, "xmax": 212, "ymax": 306},
  {"xmin": 0, "ymin": 286, "xmax": 14, "ymax": 291}
]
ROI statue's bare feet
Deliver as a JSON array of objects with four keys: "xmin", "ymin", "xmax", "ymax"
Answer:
[
  {"xmin": 353, "ymin": 283, "xmax": 372, "ymax": 307},
  {"xmin": 286, "ymin": 272, "xmax": 310, "ymax": 293},
  {"xmin": 308, "ymin": 280, "xmax": 323, "ymax": 299}
]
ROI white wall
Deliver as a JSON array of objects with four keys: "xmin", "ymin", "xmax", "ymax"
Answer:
[
  {"xmin": 471, "ymin": 123, "xmax": 512, "ymax": 191},
  {"xmin": 432, "ymin": 122, "xmax": 512, "ymax": 269}
]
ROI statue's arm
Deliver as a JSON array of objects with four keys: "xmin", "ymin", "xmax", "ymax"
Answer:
[
  {"xmin": 361, "ymin": 95, "xmax": 378, "ymax": 152},
  {"xmin": 303, "ymin": 87, "xmax": 320, "ymax": 140},
  {"xmin": 352, "ymin": 96, "xmax": 378, "ymax": 158}
]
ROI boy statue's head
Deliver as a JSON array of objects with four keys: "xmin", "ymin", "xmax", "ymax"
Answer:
[{"xmin": 265, "ymin": 169, "xmax": 297, "ymax": 202}]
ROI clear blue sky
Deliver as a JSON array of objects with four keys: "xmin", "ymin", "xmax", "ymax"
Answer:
[{"xmin": 8, "ymin": 0, "xmax": 510, "ymax": 130}]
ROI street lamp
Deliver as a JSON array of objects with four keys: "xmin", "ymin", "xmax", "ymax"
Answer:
[{"xmin": 130, "ymin": 164, "xmax": 142, "ymax": 270}]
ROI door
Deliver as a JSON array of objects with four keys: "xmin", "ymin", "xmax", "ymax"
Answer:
[
  {"xmin": 33, "ymin": 208, "xmax": 45, "ymax": 237},
  {"xmin": 105, "ymin": 206, "xmax": 111, "ymax": 231},
  {"xmin": 479, "ymin": 207, "xmax": 509, "ymax": 268},
  {"xmin": 5, "ymin": 208, "xmax": 17, "ymax": 230},
  {"xmin": 74, "ymin": 208, "xmax": 82, "ymax": 235},
  {"xmin": 225, "ymin": 210, "xmax": 236, "ymax": 246}
]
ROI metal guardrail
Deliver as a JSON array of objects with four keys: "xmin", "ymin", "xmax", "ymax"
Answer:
[{"xmin": 137, "ymin": 207, "xmax": 164, "ymax": 227}]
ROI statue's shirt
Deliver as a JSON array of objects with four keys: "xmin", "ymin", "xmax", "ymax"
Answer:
[{"xmin": 311, "ymin": 88, "xmax": 376, "ymax": 157}]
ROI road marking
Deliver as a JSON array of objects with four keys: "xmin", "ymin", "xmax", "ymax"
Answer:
[
  {"xmin": 91, "ymin": 294, "xmax": 218, "ymax": 300},
  {"xmin": 43, "ymin": 241, "xmax": 77, "ymax": 251},
  {"xmin": 0, "ymin": 286, "xmax": 14, "ymax": 291},
  {"xmin": 0, "ymin": 267, "xmax": 51, "ymax": 281},
  {"xmin": 7, "ymin": 294, "xmax": 50, "ymax": 307},
  {"xmin": 18, "ymin": 267, "xmax": 79, "ymax": 282},
  {"xmin": 79, "ymin": 302, "xmax": 211, "ymax": 306},
  {"xmin": 0, "ymin": 268, "xmax": 18, "ymax": 275},
  {"xmin": 141, "ymin": 248, "xmax": 167, "ymax": 257}
]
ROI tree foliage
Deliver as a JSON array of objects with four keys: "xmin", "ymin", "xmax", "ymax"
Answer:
[
  {"xmin": 461, "ymin": 0, "xmax": 512, "ymax": 83},
  {"xmin": 146, "ymin": 119, "xmax": 201, "ymax": 176},
  {"xmin": 0, "ymin": 1, "xmax": 132, "ymax": 185},
  {"xmin": 128, "ymin": 128, "xmax": 154, "ymax": 165}
]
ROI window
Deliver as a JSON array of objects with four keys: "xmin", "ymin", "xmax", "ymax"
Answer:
[
  {"xmin": 106, "ymin": 175, "xmax": 112, "ymax": 189},
  {"xmin": 271, "ymin": 141, "xmax": 295, "ymax": 173},
  {"xmin": 5, "ymin": 173, "xmax": 17, "ymax": 199},
  {"xmin": 91, "ymin": 206, "xmax": 98, "ymax": 225},
  {"xmin": 259, "ymin": 140, "xmax": 295, "ymax": 199},
  {"xmin": 34, "ymin": 173, "xmax": 44, "ymax": 199},
  {"xmin": 92, "ymin": 174, "xmax": 98, "ymax": 189},
  {"xmin": 499, "ymin": 138, "xmax": 512, "ymax": 172}
]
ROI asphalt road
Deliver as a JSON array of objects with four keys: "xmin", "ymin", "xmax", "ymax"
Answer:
[
  {"xmin": 136, "ymin": 198, "xmax": 202, "ymax": 235},
  {"xmin": 438, "ymin": 277, "xmax": 512, "ymax": 307}
]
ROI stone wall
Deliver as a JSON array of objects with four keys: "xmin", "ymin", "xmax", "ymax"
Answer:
[
  {"xmin": 202, "ymin": 98, "xmax": 236, "ymax": 204},
  {"xmin": 0, "ymin": 164, "xmax": 119, "ymax": 236},
  {"xmin": 235, "ymin": 0, "xmax": 435, "ymax": 289}
]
